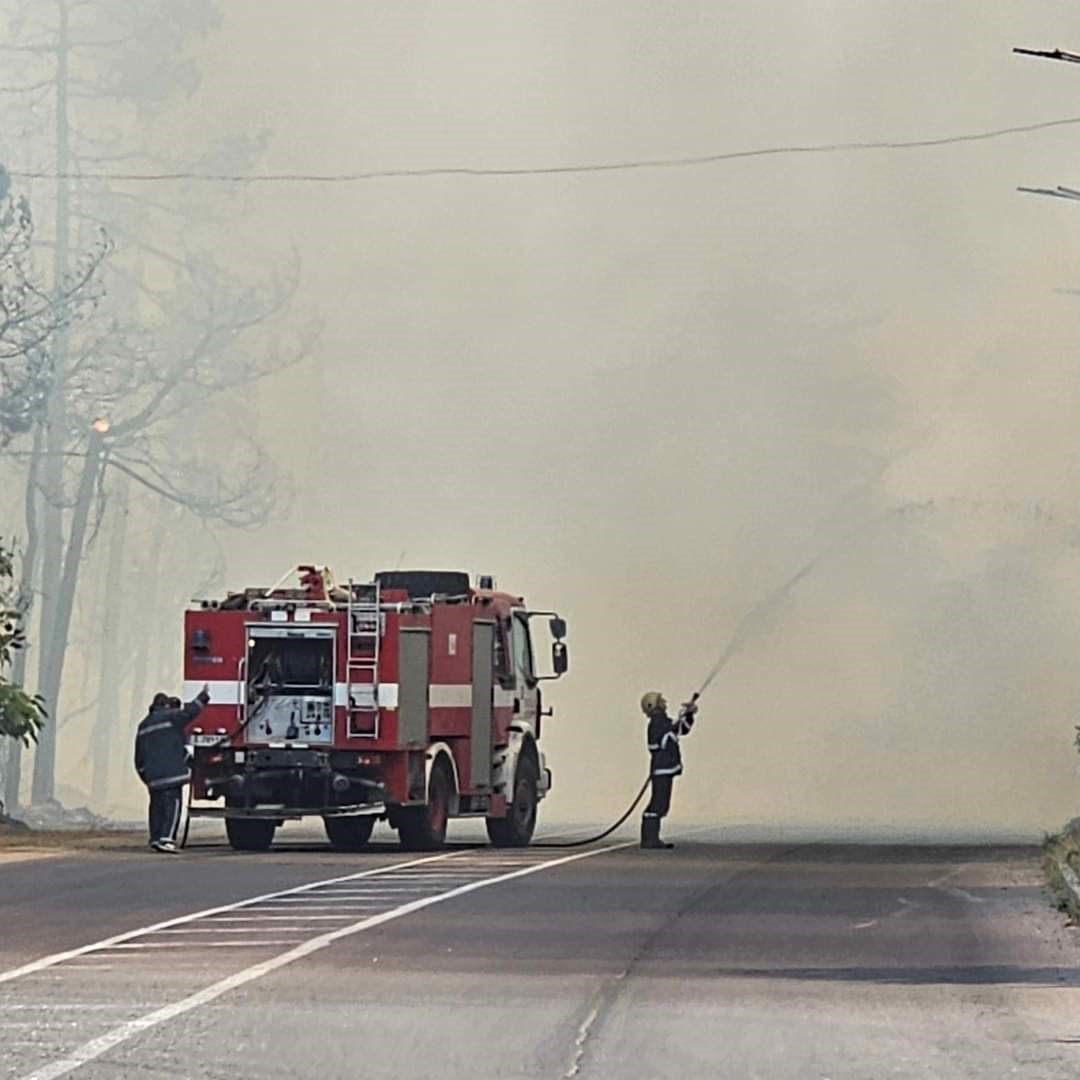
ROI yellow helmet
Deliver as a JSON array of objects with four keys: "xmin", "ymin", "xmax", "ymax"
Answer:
[{"xmin": 640, "ymin": 691, "xmax": 666, "ymax": 716}]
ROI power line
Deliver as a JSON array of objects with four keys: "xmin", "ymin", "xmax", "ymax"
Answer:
[{"xmin": 7, "ymin": 116, "xmax": 1080, "ymax": 185}]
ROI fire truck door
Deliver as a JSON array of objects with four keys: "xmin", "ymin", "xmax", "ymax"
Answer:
[
  {"xmin": 471, "ymin": 621, "xmax": 494, "ymax": 788},
  {"xmin": 510, "ymin": 611, "xmax": 540, "ymax": 730},
  {"xmin": 398, "ymin": 628, "xmax": 430, "ymax": 749}
]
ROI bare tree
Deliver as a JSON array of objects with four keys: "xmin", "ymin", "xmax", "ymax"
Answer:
[
  {"xmin": 0, "ymin": 167, "xmax": 107, "ymax": 810},
  {"xmin": 0, "ymin": 0, "xmax": 313, "ymax": 804},
  {"xmin": 0, "ymin": 165, "xmax": 107, "ymax": 446}
]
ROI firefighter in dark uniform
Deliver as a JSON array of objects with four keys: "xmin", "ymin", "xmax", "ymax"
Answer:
[
  {"xmin": 640, "ymin": 690, "xmax": 697, "ymax": 849},
  {"xmin": 134, "ymin": 685, "xmax": 209, "ymax": 853}
]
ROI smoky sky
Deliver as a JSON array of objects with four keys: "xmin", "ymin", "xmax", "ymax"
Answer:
[{"xmin": 14, "ymin": 1, "xmax": 1080, "ymax": 834}]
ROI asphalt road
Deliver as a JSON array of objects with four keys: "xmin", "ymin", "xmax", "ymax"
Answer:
[{"xmin": 2, "ymin": 826, "xmax": 1079, "ymax": 1079}]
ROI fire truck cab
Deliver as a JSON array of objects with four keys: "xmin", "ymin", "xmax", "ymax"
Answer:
[{"xmin": 183, "ymin": 567, "xmax": 568, "ymax": 852}]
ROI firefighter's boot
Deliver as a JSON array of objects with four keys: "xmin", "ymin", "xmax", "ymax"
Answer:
[{"xmin": 641, "ymin": 816, "xmax": 673, "ymax": 850}]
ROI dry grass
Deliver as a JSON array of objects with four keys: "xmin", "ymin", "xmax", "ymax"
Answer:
[
  {"xmin": 0, "ymin": 821, "xmax": 142, "ymax": 852},
  {"xmin": 1043, "ymin": 818, "xmax": 1080, "ymax": 922}
]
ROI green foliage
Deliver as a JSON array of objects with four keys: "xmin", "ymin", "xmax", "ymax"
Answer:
[{"xmin": 0, "ymin": 540, "xmax": 44, "ymax": 745}]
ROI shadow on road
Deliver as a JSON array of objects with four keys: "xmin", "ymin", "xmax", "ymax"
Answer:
[{"xmin": 711, "ymin": 964, "xmax": 1080, "ymax": 987}]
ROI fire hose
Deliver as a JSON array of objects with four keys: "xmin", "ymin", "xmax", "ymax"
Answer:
[
  {"xmin": 532, "ymin": 692, "xmax": 710, "ymax": 849},
  {"xmin": 530, "ymin": 582, "xmax": 769, "ymax": 849}
]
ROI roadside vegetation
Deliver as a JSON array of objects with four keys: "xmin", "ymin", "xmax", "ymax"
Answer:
[
  {"xmin": 0, "ymin": 538, "xmax": 44, "ymax": 820},
  {"xmin": 1044, "ymin": 800, "xmax": 1080, "ymax": 921},
  {"xmin": 0, "ymin": 824, "xmax": 138, "ymax": 850}
]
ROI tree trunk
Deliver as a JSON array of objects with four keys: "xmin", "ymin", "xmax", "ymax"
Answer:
[
  {"xmin": 32, "ymin": 435, "xmax": 104, "ymax": 804},
  {"xmin": 90, "ymin": 475, "xmax": 130, "ymax": 808},
  {"xmin": 127, "ymin": 505, "xmax": 167, "ymax": 727},
  {"xmin": 32, "ymin": 0, "xmax": 73, "ymax": 805}
]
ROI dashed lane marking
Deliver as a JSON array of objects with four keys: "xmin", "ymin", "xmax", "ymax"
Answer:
[
  {"xmin": 15, "ymin": 843, "xmax": 632, "ymax": 1080},
  {"xmin": 0, "ymin": 851, "xmax": 458, "ymax": 986}
]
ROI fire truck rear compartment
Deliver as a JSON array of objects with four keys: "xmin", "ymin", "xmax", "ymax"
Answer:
[{"xmin": 246, "ymin": 629, "xmax": 335, "ymax": 745}]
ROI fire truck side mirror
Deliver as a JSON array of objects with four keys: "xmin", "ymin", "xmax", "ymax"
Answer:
[
  {"xmin": 549, "ymin": 616, "xmax": 567, "ymax": 641},
  {"xmin": 552, "ymin": 641, "xmax": 569, "ymax": 676}
]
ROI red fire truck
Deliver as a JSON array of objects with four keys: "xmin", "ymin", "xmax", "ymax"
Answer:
[{"xmin": 183, "ymin": 567, "xmax": 568, "ymax": 852}]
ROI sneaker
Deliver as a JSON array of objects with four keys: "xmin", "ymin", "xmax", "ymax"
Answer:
[{"xmin": 158, "ymin": 840, "xmax": 179, "ymax": 854}]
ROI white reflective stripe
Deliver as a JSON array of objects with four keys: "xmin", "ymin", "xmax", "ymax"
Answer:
[
  {"xmin": 333, "ymin": 683, "xmax": 399, "ymax": 709},
  {"xmin": 166, "ymin": 792, "xmax": 183, "ymax": 843},
  {"xmin": 183, "ymin": 681, "xmax": 244, "ymax": 706},
  {"xmin": 493, "ymin": 688, "xmax": 515, "ymax": 708},
  {"xmin": 138, "ymin": 722, "xmax": 173, "ymax": 738},
  {"xmin": 660, "ymin": 731, "xmax": 679, "ymax": 748},
  {"xmin": 150, "ymin": 773, "xmax": 191, "ymax": 789},
  {"xmin": 429, "ymin": 684, "xmax": 471, "ymax": 709},
  {"xmin": 652, "ymin": 766, "xmax": 682, "ymax": 776},
  {"xmin": 188, "ymin": 682, "xmax": 401, "ymax": 710}
]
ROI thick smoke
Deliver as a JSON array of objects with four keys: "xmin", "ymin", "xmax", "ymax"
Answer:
[{"xmin": 16, "ymin": 1, "xmax": 1080, "ymax": 836}]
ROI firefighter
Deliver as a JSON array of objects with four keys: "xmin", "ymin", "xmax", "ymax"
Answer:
[
  {"xmin": 640, "ymin": 690, "xmax": 697, "ymax": 849},
  {"xmin": 134, "ymin": 685, "xmax": 209, "ymax": 853}
]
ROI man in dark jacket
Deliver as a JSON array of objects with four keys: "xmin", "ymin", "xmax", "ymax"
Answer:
[
  {"xmin": 135, "ymin": 685, "xmax": 209, "ymax": 853},
  {"xmin": 640, "ymin": 690, "xmax": 697, "ymax": 850}
]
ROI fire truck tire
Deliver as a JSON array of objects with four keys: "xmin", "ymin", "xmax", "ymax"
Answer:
[
  {"xmin": 486, "ymin": 755, "xmax": 538, "ymax": 848},
  {"xmin": 323, "ymin": 814, "xmax": 375, "ymax": 851},
  {"xmin": 397, "ymin": 758, "xmax": 453, "ymax": 851},
  {"xmin": 225, "ymin": 817, "xmax": 276, "ymax": 852}
]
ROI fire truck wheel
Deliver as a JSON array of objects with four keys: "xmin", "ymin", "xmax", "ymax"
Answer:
[
  {"xmin": 397, "ymin": 758, "xmax": 453, "ymax": 851},
  {"xmin": 224, "ymin": 817, "xmax": 276, "ymax": 852},
  {"xmin": 323, "ymin": 814, "xmax": 375, "ymax": 851},
  {"xmin": 486, "ymin": 755, "xmax": 538, "ymax": 848}
]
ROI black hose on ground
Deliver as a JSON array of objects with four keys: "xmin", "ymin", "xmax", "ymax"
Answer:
[
  {"xmin": 531, "ymin": 775, "xmax": 651, "ymax": 848},
  {"xmin": 531, "ymin": 688, "xmax": 708, "ymax": 849}
]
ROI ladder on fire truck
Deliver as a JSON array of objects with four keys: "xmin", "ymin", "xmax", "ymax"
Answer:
[{"xmin": 346, "ymin": 579, "xmax": 381, "ymax": 738}]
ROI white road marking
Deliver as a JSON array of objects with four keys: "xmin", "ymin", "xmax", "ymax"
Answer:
[
  {"xmin": 200, "ymin": 914, "xmax": 356, "ymax": 922},
  {"xmin": 0, "ymin": 851, "xmax": 457, "ymax": 986},
  {"xmin": 156, "ymin": 927, "xmax": 317, "ymax": 935},
  {"xmin": 217, "ymin": 906, "xmax": 378, "ymax": 914},
  {"xmin": 259, "ymin": 896, "xmax": 409, "ymax": 903},
  {"xmin": 99, "ymin": 941, "xmax": 302, "ymax": 950},
  {"xmin": 4, "ymin": 1005, "xmax": 135, "ymax": 1012},
  {"xmin": 16, "ymin": 844, "xmax": 632, "ymax": 1080},
  {"xmin": 262, "ymin": 889, "xmax": 430, "ymax": 898},
  {"xmin": 201, "ymin": 907, "xmax": 358, "ymax": 915},
  {"xmin": 943, "ymin": 885, "xmax": 985, "ymax": 904}
]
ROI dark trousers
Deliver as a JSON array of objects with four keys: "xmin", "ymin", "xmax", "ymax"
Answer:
[
  {"xmin": 643, "ymin": 774, "xmax": 674, "ymax": 820},
  {"xmin": 148, "ymin": 785, "xmax": 184, "ymax": 844}
]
